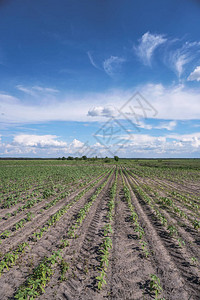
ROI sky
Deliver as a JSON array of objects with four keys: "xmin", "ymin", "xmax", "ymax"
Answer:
[{"xmin": 0, "ymin": 0, "xmax": 200, "ymax": 158}]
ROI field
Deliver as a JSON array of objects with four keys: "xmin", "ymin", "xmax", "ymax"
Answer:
[{"xmin": 0, "ymin": 159, "xmax": 199, "ymax": 300}]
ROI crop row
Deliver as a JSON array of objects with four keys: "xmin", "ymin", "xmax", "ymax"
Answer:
[
  {"xmin": 14, "ymin": 168, "xmax": 115, "ymax": 299},
  {"xmin": 0, "ymin": 169, "xmax": 111, "ymax": 277},
  {"xmin": 96, "ymin": 169, "xmax": 118, "ymax": 290}
]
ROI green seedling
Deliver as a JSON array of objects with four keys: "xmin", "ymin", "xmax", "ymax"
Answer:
[
  {"xmin": 134, "ymin": 224, "xmax": 145, "ymax": 239},
  {"xmin": 149, "ymin": 274, "xmax": 163, "ymax": 299},
  {"xmin": 59, "ymin": 259, "xmax": 69, "ymax": 281},
  {"xmin": 167, "ymin": 225, "xmax": 177, "ymax": 236},
  {"xmin": 191, "ymin": 257, "xmax": 197, "ymax": 266},
  {"xmin": 26, "ymin": 211, "xmax": 34, "ymax": 221},
  {"xmin": 59, "ymin": 239, "xmax": 69, "ymax": 249},
  {"xmin": 139, "ymin": 240, "xmax": 149, "ymax": 258},
  {"xmin": 96, "ymin": 269, "xmax": 107, "ymax": 290},
  {"xmin": 0, "ymin": 230, "xmax": 11, "ymax": 239},
  {"xmin": 177, "ymin": 237, "xmax": 185, "ymax": 248},
  {"xmin": 192, "ymin": 219, "xmax": 200, "ymax": 230}
]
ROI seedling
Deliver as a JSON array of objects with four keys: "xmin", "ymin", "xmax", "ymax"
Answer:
[
  {"xmin": 96, "ymin": 269, "xmax": 107, "ymax": 290},
  {"xmin": 0, "ymin": 230, "xmax": 11, "ymax": 239},
  {"xmin": 191, "ymin": 257, "xmax": 197, "ymax": 266},
  {"xmin": 139, "ymin": 240, "xmax": 149, "ymax": 258},
  {"xmin": 149, "ymin": 274, "xmax": 163, "ymax": 299},
  {"xmin": 192, "ymin": 219, "xmax": 200, "ymax": 230},
  {"xmin": 177, "ymin": 238, "xmax": 185, "ymax": 248},
  {"xmin": 59, "ymin": 259, "xmax": 69, "ymax": 281},
  {"xmin": 59, "ymin": 239, "xmax": 69, "ymax": 249},
  {"xmin": 167, "ymin": 225, "xmax": 177, "ymax": 236}
]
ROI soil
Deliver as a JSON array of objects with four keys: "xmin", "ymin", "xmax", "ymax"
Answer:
[{"xmin": 0, "ymin": 167, "xmax": 199, "ymax": 300}]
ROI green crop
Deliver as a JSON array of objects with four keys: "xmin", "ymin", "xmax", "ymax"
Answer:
[{"xmin": 149, "ymin": 274, "xmax": 163, "ymax": 299}]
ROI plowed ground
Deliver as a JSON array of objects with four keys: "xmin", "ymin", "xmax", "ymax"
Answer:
[{"xmin": 0, "ymin": 166, "xmax": 199, "ymax": 300}]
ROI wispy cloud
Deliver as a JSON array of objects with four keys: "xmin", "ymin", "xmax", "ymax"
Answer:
[
  {"xmin": 16, "ymin": 85, "xmax": 36, "ymax": 96},
  {"xmin": 155, "ymin": 120, "xmax": 177, "ymax": 131},
  {"xmin": 103, "ymin": 56, "xmax": 125, "ymax": 77},
  {"xmin": 137, "ymin": 120, "xmax": 176, "ymax": 131},
  {"xmin": 135, "ymin": 33, "xmax": 200, "ymax": 79},
  {"xmin": 167, "ymin": 41, "xmax": 200, "ymax": 78},
  {"xmin": 187, "ymin": 65, "xmax": 200, "ymax": 81},
  {"xmin": 32, "ymin": 86, "xmax": 59, "ymax": 93},
  {"xmin": 135, "ymin": 32, "xmax": 167, "ymax": 66},
  {"xmin": 16, "ymin": 85, "xmax": 59, "ymax": 96},
  {"xmin": 168, "ymin": 48, "xmax": 192, "ymax": 78},
  {"xmin": 87, "ymin": 51, "xmax": 100, "ymax": 70},
  {"xmin": 1, "ymin": 83, "xmax": 200, "ymax": 125}
]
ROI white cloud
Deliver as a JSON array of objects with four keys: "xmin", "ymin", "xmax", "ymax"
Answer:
[
  {"xmin": 175, "ymin": 54, "xmax": 190, "ymax": 78},
  {"xmin": 135, "ymin": 32, "xmax": 166, "ymax": 66},
  {"xmin": 169, "ymin": 50, "xmax": 192, "ymax": 78},
  {"xmin": 167, "ymin": 41, "xmax": 200, "ymax": 78},
  {"xmin": 16, "ymin": 85, "xmax": 59, "ymax": 96},
  {"xmin": 16, "ymin": 85, "xmax": 36, "ymax": 96},
  {"xmin": 0, "ymin": 136, "xmax": 90, "ymax": 157},
  {"xmin": 1, "ymin": 132, "xmax": 200, "ymax": 157},
  {"xmin": 119, "ymin": 131, "xmax": 200, "ymax": 155},
  {"xmin": 167, "ymin": 132, "xmax": 200, "ymax": 149},
  {"xmin": 137, "ymin": 121, "xmax": 152, "ymax": 130},
  {"xmin": 88, "ymin": 106, "xmax": 117, "ymax": 117},
  {"xmin": 137, "ymin": 120, "xmax": 176, "ymax": 131},
  {"xmin": 87, "ymin": 51, "xmax": 99, "ymax": 69},
  {"xmin": 103, "ymin": 56, "xmax": 125, "ymax": 77},
  {"xmin": 187, "ymin": 66, "xmax": 200, "ymax": 82},
  {"xmin": 155, "ymin": 121, "xmax": 177, "ymax": 131},
  {"xmin": 1, "ymin": 83, "xmax": 200, "ymax": 124},
  {"xmin": 139, "ymin": 83, "xmax": 200, "ymax": 120},
  {"xmin": 32, "ymin": 86, "xmax": 59, "ymax": 93},
  {"xmin": 13, "ymin": 134, "xmax": 67, "ymax": 148},
  {"xmin": 70, "ymin": 139, "xmax": 84, "ymax": 148}
]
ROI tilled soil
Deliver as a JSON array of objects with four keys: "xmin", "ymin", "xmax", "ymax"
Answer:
[{"xmin": 0, "ymin": 167, "xmax": 199, "ymax": 300}]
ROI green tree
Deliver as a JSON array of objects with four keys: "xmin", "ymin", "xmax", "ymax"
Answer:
[{"xmin": 67, "ymin": 156, "xmax": 74, "ymax": 160}]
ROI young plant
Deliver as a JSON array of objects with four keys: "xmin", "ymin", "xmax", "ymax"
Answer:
[
  {"xmin": 149, "ymin": 274, "xmax": 163, "ymax": 299},
  {"xmin": 96, "ymin": 269, "xmax": 107, "ymax": 290},
  {"xmin": 59, "ymin": 259, "xmax": 69, "ymax": 281},
  {"xmin": 139, "ymin": 240, "xmax": 149, "ymax": 258},
  {"xmin": 191, "ymin": 257, "xmax": 197, "ymax": 266}
]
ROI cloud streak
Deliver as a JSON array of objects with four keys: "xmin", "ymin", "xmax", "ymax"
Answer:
[
  {"xmin": 103, "ymin": 56, "xmax": 125, "ymax": 77},
  {"xmin": 187, "ymin": 65, "xmax": 200, "ymax": 81},
  {"xmin": 1, "ymin": 83, "xmax": 200, "ymax": 125},
  {"xmin": 167, "ymin": 41, "xmax": 200, "ymax": 78},
  {"xmin": 87, "ymin": 51, "xmax": 100, "ymax": 69},
  {"xmin": 16, "ymin": 85, "xmax": 59, "ymax": 96},
  {"xmin": 135, "ymin": 32, "xmax": 166, "ymax": 66}
]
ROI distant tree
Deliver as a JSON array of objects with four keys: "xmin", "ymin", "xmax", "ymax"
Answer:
[
  {"xmin": 57, "ymin": 157, "xmax": 61, "ymax": 160},
  {"xmin": 105, "ymin": 158, "xmax": 111, "ymax": 163},
  {"xmin": 82, "ymin": 155, "xmax": 87, "ymax": 160},
  {"xmin": 61, "ymin": 156, "xmax": 66, "ymax": 160},
  {"xmin": 114, "ymin": 156, "xmax": 119, "ymax": 161},
  {"xmin": 67, "ymin": 156, "xmax": 74, "ymax": 160}
]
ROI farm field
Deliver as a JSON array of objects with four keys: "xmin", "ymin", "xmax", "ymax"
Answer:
[{"xmin": 0, "ymin": 159, "xmax": 199, "ymax": 300}]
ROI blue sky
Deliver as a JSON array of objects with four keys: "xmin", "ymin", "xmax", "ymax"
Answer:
[{"xmin": 0, "ymin": 0, "xmax": 200, "ymax": 157}]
